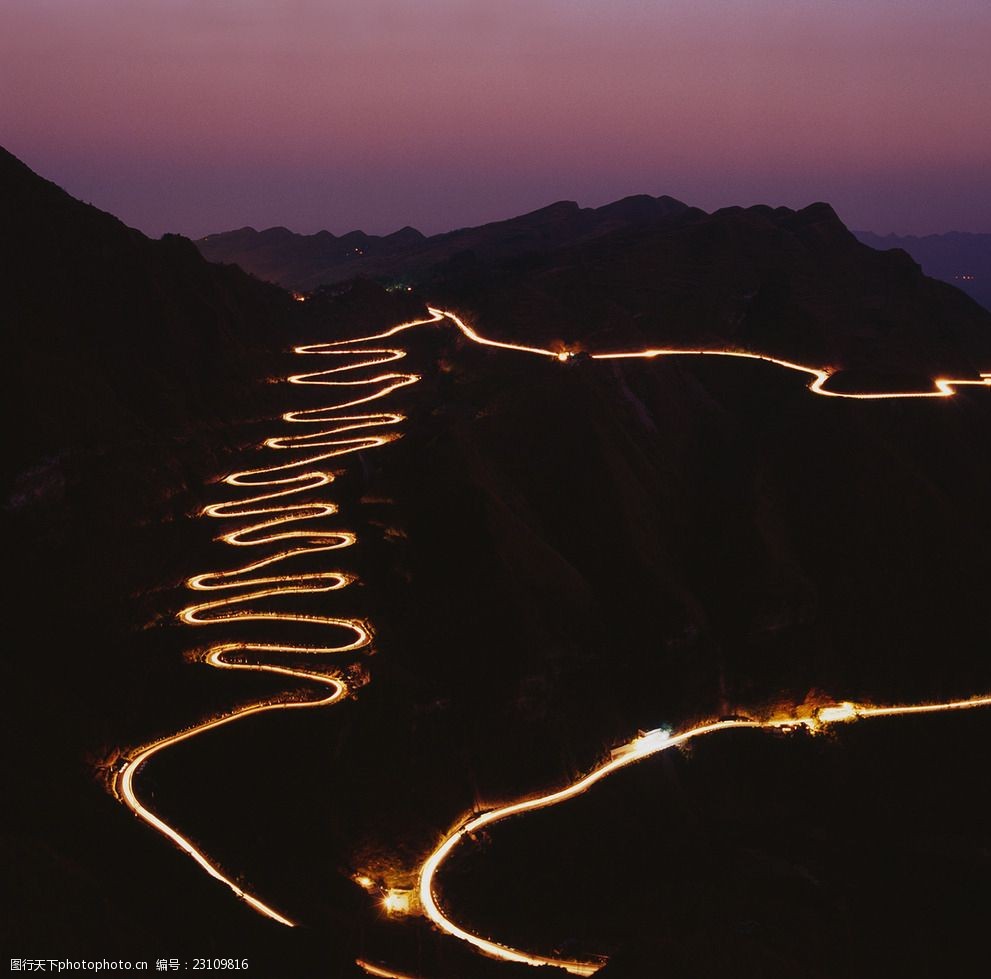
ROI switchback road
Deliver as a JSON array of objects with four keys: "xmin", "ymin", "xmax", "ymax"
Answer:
[{"xmin": 111, "ymin": 306, "xmax": 989, "ymax": 971}]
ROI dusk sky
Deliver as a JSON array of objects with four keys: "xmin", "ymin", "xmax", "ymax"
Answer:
[{"xmin": 2, "ymin": 0, "xmax": 988, "ymax": 239}]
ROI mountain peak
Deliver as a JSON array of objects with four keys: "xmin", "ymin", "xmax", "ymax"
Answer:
[
  {"xmin": 517, "ymin": 200, "xmax": 581, "ymax": 221},
  {"xmin": 257, "ymin": 226, "xmax": 295, "ymax": 240},
  {"xmin": 386, "ymin": 225, "xmax": 426, "ymax": 243},
  {"xmin": 594, "ymin": 193, "xmax": 689, "ymax": 223}
]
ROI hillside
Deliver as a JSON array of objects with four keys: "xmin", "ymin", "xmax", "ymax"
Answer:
[
  {"xmin": 429, "ymin": 202, "xmax": 991, "ymax": 376},
  {"xmin": 1, "ymin": 148, "xmax": 415, "ymax": 974},
  {"xmin": 196, "ymin": 194, "xmax": 693, "ymax": 292},
  {"xmin": 0, "ymin": 145, "xmax": 299, "ymax": 480},
  {"xmin": 198, "ymin": 197, "xmax": 991, "ymax": 376},
  {"xmin": 6, "ymin": 147, "xmax": 990, "ymax": 976},
  {"xmin": 855, "ymin": 230, "xmax": 991, "ymax": 312}
]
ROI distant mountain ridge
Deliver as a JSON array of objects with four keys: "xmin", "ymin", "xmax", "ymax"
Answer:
[
  {"xmin": 198, "ymin": 222, "xmax": 427, "ymax": 293},
  {"xmin": 196, "ymin": 194, "xmax": 991, "ymax": 376},
  {"xmin": 196, "ymin": 194, "xmax": 694, "ymax": 292},
  {"xmin": 854, "ymin": 230, "xmax": 991, "ymax": 312},
  {"xmin": 421, "ymin": 200, "xmax": 991, "ymax": 376}
]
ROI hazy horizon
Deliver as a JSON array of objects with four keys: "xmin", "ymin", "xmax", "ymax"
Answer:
[
  {"xmin": 6, "ymin": 151, "xmax": 988, "ymax": 243},
  {"xmin": 3, "ymin": 0, "xmax": 989, "ymax": 239}
]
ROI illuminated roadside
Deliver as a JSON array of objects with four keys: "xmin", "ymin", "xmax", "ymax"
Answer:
[
  {"xmin": 429, "ymin": 306, "xmax": 991, "ymax": 399},
  {"xmin": 417, "ymin": 695, "xmax": 991, "ymax": 975}
]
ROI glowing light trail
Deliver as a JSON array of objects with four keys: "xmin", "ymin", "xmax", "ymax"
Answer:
[
  {"xmin": 113, "ymin": 313, "xmax": 443, "ymax": 924},
  {"xmin": 112, "ymin": 303, "xmax": 989, "ymax": 970},
  {"xmin": 298, "ymin": 304, "xmax": 990, "ymax": 401},
  {"xmin": 399, "ymin": 310, "xmax": 990, "ymax": 975},
  {"xmin": 356, "ymin": 961, "xmax": 422, "ymax": 979},
  {"xmin": 115, "ymin": 665, "xmax": 345, "ymax": 926},
  {"xmin": 591, "ymin": 347, "xmax": 990, "ymax": 399},
  {"xmin": 427, "ymin": 306, "xmax": 990, "ymax": 398},
  {"xmin": 418, "ymin": 694, "xmax": 991, "ymax": 974}
]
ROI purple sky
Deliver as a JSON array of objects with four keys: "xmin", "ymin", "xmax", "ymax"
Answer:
[{"xmin": 2, "ymin": 1, "xmax": 988, "ymax": 238}]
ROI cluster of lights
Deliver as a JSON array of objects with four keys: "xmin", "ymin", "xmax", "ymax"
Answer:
[
  {"xmin": 352, "ymin": 875, "xmax": 413, "ymax": 915},
  {"xmin": 382, "ymin": 890, "xmax": 412, "ymax": 914}
]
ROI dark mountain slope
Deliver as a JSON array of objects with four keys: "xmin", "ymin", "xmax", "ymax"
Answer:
[
  {"xmin": 196, "ymin": 194, "xmax": 694, "ymax": 292},
  {"xmin": 855, "ymin": 229, "xmax": 991, "ymax": 312},
  {"xmin": 431, "ymin": 202, "xmax": 991, "ymax": 375},
  {"xmin": 197, "ymin": 192, "xmax": 989, "ymax": 376},
  {"xmin": 197, "ymin": 223, "xmax": 427, "ymax": 294},
  {"xmin": 6, "ymin": 146, "xmax": 989, "ymax": 975},
  {"xmin": 158, "ymin": 316, "xmax": 991, "ymax": 977},
  {"xmin": 1, "ymin": 149, "xmax": 418, "ymax": 974},
  {"xmin": 1, "ymin": 145, "xmax": 294, "ymax": 478}
]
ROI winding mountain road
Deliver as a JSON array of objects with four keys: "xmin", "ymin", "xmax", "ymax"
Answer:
[
  {"xmin": 111, "ymin": 306, "xmax": 990, "ymax": 972},
  {"xmin": 112, "ymin": 312, "xmax": 441, "ymax": 924},
  {"xmin": 416, "ymin": 695, "xmax": 991, "ymax": 975}
]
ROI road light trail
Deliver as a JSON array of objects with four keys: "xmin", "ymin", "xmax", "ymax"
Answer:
[
  {"xmin": 427, "ymin": 306, "xmax": 991, "ymax": 398},
  {"xmin": 115, "ymin": 663, "xmax": 345, "ymax": 926},
  {"xmin": 112, "ymin": 313, "xmax": 443, "ymax": 925},
  {"xmin": 112, "ymin": 304, "xmax": 989, "ymax": 965},
  {"xmin": 592, "ymin": 348, "xmax": 991, "ymax": 399},
  {"xmin": 300, "ymin": 304, "xmax": 990, "ymax": 401},
  {"xmin": 417, "ymin": 694, "xmax": 991, "ymax": 975},
  {"xmin": 401, "ymin": 309, "xmax": 990, "ymax": 975},
  {"xmin": 356, "ymin": 960, "xmax": 423, "ymax": 979}
]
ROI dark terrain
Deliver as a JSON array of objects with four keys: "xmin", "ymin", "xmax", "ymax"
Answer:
[
  {"xmin": 2, "ymin": 146, "xmax": 413, "ymax": 974},
  {"xmin": 5, "ymin": 147, "xmax": 990, "ymax": 977},
  {"xmin": 198, "ymin": 198, "xmax": 991, "ymax": 376},
  {"xmin": 855, "ymin": 230, "xmax": 991, "ymax": 312},
  {"xmin": 196, "ymin": 195, "xmax": 691, "ymax": 294},
  {"xmin": 439, "ymin": 708, "xmax": 991, "ymax": 979}
]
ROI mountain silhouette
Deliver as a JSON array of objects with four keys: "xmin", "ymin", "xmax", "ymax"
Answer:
[
  {"xmin": 197, "ymin": 195, "xmax": 990, "ymax": 375},
  {"xmin": 0, "ymin": 144, "xmax": 294, "ymax": 477},
  {"xmin": 855, "ymin": 229, "xmax": 991, "ymax": 311},
  {"xmin": 426, "ymin": 200, "xmax": 991, "ymax": 376},
  {"xmin": 196, "ymin": 193, "xmax": 695, "ymax": 292},
  {"xmin": 6, "ymin": 146, "xmax": 991, "ymax": 977}
]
